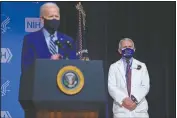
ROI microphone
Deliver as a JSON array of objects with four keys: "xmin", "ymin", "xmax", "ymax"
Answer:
[
  {"xmin": 65, "ymin": 40, "xmax": 72, "ymax": 48},
  {"xmin": 76, "ymin": 49, "xmax": 88, "ymax": 56},
  {"xmin": 54, "ymin": 40, "xmax": 63, "ymax": 48},
  {"xmin": 76, "ymin": 49, "xmax": 89, "ymax": 61}
]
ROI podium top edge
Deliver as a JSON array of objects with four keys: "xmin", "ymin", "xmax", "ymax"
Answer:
[{"xmin": 35, "ymin": 59, "xmax": 104, "ymax": 62}]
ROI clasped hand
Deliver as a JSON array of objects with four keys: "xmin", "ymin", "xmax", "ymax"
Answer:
[{"xmin": 122, "ymin": 97, "xmax": 137, "ymax": 111}]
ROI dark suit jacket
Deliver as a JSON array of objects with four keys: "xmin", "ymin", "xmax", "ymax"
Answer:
[{"xmin": 21, "ymin": 29, "xmax": 77, "ymax": 73}]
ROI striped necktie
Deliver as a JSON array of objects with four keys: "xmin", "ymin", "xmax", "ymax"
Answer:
[
  {"xmin": 126, "ymin": 60, "xmax": 132, "ymax": 97},
  {"xmin": 49, "ymin": 35, "xmax": 57, "ymax": 55}
]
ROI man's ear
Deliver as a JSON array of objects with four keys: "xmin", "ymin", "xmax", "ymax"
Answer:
[
  {"xmin": 40, "ymin": 16, "xmax": 44, "ymax": 24},
  {"xmin": 118, "ymin": 49, "xmax": 122, "ymax": 54},
  {"xmin": 134, "ymin": 48, "xmax": 136, "ymax": 52}
]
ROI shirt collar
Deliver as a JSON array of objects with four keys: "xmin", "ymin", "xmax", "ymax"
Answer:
[
  {"xmin": 122, "ymin": 57, "xmax": 133, "ymax": 65},
  {"xmin": 42, "ymin": 28, "xmax": 57, "ymax": 38}
]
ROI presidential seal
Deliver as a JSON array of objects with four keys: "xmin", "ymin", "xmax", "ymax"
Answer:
[{"xmin": 57, "ymin": 66, "xmax": 84, "ymax": 95}]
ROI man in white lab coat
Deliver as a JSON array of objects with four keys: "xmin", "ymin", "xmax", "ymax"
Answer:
[{"xmin": 108, "ymin": 38, "xmax": 150, "ymax": 118}]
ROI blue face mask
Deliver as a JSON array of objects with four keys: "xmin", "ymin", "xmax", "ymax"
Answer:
[{"xmin": 122, "ymin": 48, "xmax": 135, "ymax": 58}]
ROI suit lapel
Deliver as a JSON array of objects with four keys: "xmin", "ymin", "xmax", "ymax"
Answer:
[
  {"xmin": 131, "ymin": 59, "xmax": 139, "ymax": 84},
  {"xmin": 117, "ymin": 60, "xmax": 126, "ymax": 83},
  {"xmin": 117, "ymin": 58, "xmax": 139, "ymax": 84},
  {"xmin": 38, "ymin": 29, "xmax": 51, "ymax": 56}
]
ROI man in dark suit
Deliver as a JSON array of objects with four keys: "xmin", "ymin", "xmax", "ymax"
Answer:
[{"xmin": 21, "ymin": 2, "xmax": 77, "ymax": 73}]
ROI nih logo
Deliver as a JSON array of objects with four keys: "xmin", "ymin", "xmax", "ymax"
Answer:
[
  {"xmin": 1, "ymin": 48, "xmax": 13, "ymax": 63},
  {"xmin": 25, "ymin": 18, "xmax": 43, "ymax": 32},
  {"xmin": 1, "ymin": 14, "xmax": 11, "ymax": 34},
  {"xmin": 1, "ymin": 111, "xmax": 12, "ymax": 118},
  {"xmin": 1, "ymin": 79, "xmax": 10, "ymax": 97}
]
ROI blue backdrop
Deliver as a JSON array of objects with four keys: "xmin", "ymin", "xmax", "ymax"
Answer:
[{"xmin": 1, "ymin": 2, "xmax": 45, "ymax": 118}]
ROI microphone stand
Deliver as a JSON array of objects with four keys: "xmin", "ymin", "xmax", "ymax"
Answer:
[
  {"xmin": 63, "ymin": 41, "xmax": 73, "ymax": 60},
  {"xmin": 54, "ymin": 40, "xmax": 63, "ymax": 59},
  {"xmin": 55, "ymin": 40, "xmax": 74, "ymax": 60}
]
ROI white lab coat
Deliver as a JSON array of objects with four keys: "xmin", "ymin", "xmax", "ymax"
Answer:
[{"xmin": 108, "ymin": 58, "xmax": 150, "ymax": 118}]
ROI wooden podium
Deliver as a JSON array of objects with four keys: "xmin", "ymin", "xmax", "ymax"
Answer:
[
  {"xmin": 19, "ymin": 60, "xmax": 106, "ymax": 118},
  {"xmin": 36, "ymin": 111, "xmax": 98, "ymax": 118}
]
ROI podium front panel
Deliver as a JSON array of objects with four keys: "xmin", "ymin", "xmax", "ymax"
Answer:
[{"xmin": 33, "ymin": 60, "xmax": 106, "ymax": 105}]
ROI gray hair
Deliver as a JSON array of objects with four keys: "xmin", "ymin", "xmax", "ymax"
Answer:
[
  {"xmin": 118, "ymin": 38, "xmax": 135, "ymax": 50},
  {"xmin": 40, "ymin": 2, "xmax": 60, "ymax": 17}
]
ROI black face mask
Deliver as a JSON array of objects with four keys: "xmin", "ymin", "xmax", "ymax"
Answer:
[{"xmin": 43, "ymin": 18, "xmax": 60, "ymax": 35}]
